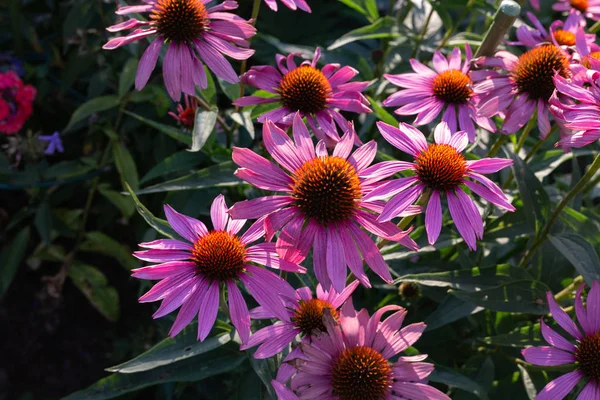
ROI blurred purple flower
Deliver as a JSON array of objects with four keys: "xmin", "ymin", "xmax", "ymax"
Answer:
[{"xmin": 39, "ymin": 131, "xmax": 64, "ymax": 155}]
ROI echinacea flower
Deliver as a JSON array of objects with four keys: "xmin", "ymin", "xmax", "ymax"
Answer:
[
  {"xmin": 169, "ymin": 94, "xmax": 199, "ymax": 128},
  {"xmin": 103, "ymin": 0, "xmax": 255, "ymax": 101},
  {"xmin": 131, "ymin": 195, "xmax": 304, "ymax": 343},
  {"xmin": 382, "ymin": 44, "xmax": 494, "ymax": 143},
  {"xmin": 553, "ymin": 0, "xmax": 600, "ymax": 21},
  {"xmin": 0, "ymin": 71, "xmax": 36, "ymax": 135},
  {"xmin": 228, "ymin": 114, "xmax": 417, "ymax": 292},
  {"xmin": 39, "ymin": 131, "xmax": 64, "ymax": 155},
  {"xmin": 272, "ymin": 302, "xmax": 451, "ymax": 400},
  {"xmin": 241, "ymin": 281, "xmax": 360, "ymax": 359},
  {"xmin": 367, "ymin": 122, "xmax": 515, "ymax": 251},
  {"xmin": 383, "ymin": 44, "xmax": 496, "ymax": 142},
  {"xmin": 263, "ymin": 0, "xmax": 311, "ymax": 12},
  {"xmin": 513, "ymin": 11, "xmax": 592, "ymax": 50},
  {"xmin": 233, "ymin": 48, "xmax": 371, "ymax": 146},
  {"xmin": 473, "ymin": 45, "xmax": 571, "ymax": 137},
  {"xmin": 572, "ymin": 29, "xmax": 600, "ymax": 69},
  {"xmin": 521, "ymin": 282, "xmax": 600, "ymax": 399},
  {"xmin": 549, "ymin": 68, "xmax": 600, "ymax": 148}
]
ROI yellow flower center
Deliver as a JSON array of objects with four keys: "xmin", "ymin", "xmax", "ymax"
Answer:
[
  {"xmin": 292, "ymin": 298, "xmax": 338, "ymax": 336},
  {"xmin": 279, "ymin": 65, "xmax": 332, "ymax": 114},
  {"xmin": 151, "ymin": 0, "xmax": 209, "ymax": 43},
  {"xmin": 191, "ymin": 231, "xmax": 246, "ymax": 281},
  {"xmin": 432, "ymin": 69, "xmax": 472, "ymax": 104},
  {"xmin": 415, "ymin": 144, "xmax": 467, "ymax": 191},
  {"xmin": 512, "ymin": 45, "xmax": 570, "ymax": 100}
]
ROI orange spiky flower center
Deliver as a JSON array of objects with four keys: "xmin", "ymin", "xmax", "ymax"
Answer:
[
  {"xmin": 583, "ymin": 51, "xmax": 600, "ymax": 68},
  {"xmin": 292, "ymin": 298, "xmax": 338, "ymax": 336},
  {"xmin": 292, "ymin": 156, "xmax": 362, "ymax": 226},
  {"xmin": 414, "ymin": 143, "xmax": 467, "ymax": 191},
  {"xmin": 432, "ymin": 69, "xmax": 472, "ymax": 104},
  {"xmin": 576, "ymin": 333, "xmax": 600, "ymax": 381},
  {"xmin": 512, "ymin": 45, "xmax": 570, "ymax": 100},
  {"xmin": 151, "ymin": 0, "xmax": 209, "ymax": 43},
  {"xmin": 552, "ymin": 30, "xmax": 577, "ymax": 46},
  {"xmin": 331, "ymin": 346, "xmax": 393, "ymax": 400},
  {"xmin": 571, "ymin": 0, "xmax": 589, "ymax": 12},
  {"xmin": 191, "ymin": 231, "xmax": 246, "ymax": 282},
  {"xmin": 279, "ymin": 65, "xmax": 332, "ymax": 114}
]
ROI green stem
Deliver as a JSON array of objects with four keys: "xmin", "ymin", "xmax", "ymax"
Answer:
[
  {"xmin": 237, "ymin": 0, "xmax": 261, "ymax": 101},
  {"xmin": 554, "ymin": 276, "xmax": 584, "ymax": 302},
  {"xmin": 487, "ymin": 135, "xmax": 509, "ymax": 157},
  {"xmin": 411, "ymin": 7, "xmax": 435, "ymax": 58},
  {"xmin": 524, "ymin": 126, "xmax": 556, "ymax": 162},
  {"xmin": 519, "ymin": 153, "xmax": 600, "ymax": 267},
  {"xmin": 515, "ymin": 113, "xmax": 536, "ymax": 153},
  {"xmin": 474, "ymin": 0, "xmax": 520, "ymax": 58},
  {"xmin": 219, "ymin": 282, "xmax": 231, "ymax": 319}
]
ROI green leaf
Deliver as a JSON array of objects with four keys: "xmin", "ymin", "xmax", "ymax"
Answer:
[
  {"xmin": 217, "ymin": 76, "xmax": 240, "ymax": 101},
  {"xmin": 119, "ymin": 58, "xmax": 139, "ymax": 97},
  {"xmin": 368, "ymin": 96, "xmax": 396, "ymax": 126},
  {"xmin": 64, "ymin": 96, "xmax": 120, "ymax": 132},
  {"xmin": 35, "ymin": 201, "xmax": 52, "ymax": 244},
  {"xmin": 107, "ymin": 328, "xmax": 234, "ymax": 373},
  {"xmin": 98, "ymin": 185, "xmax": 135, "ymax": 218},
  {"xmin": 328, "ymin": 17, "xmax": 399, "ymax": 50},
  {"xmin": 429, "ymin": 365, "xmax": 490, "ymax": 400},
  {"xmin": 363, "ymin": 0, "xmax": 379, "ymax": 20},
  {"xmin": 338, "ymin": 0, "xmax": 367, "ymax": 15},
  {"xmin": 518, "ymin": 365, "xmax": 538, "ymax": 399},
  {"xmin": 230, "ymin": 110, "xmax": 255, "ymax": 139},
  {"xmin": 80, "ymin": 231, "xmax": 137, "ymax": 271},
  {"xmin": 134, "ymin": 161, "xmax": 241, "ymax": 195},
  {"xmin": 394, "ymin": 264, "xmax": 532, "ymax": 291},
  {"xmin": 450, "ymin": 280, "xmax": 550, "ymax": 315},
  {"xmin": 140, "ymin": 151, "xmax": 205, "ymax": 184},
  {"xmin": 479, "ymin": 322, "xmax": 542, "ymax": 348},
  {"xmin": 424, "ymin": 295, "xmax": 483, "ymax": 331},
  {"xmin": 198, "ymin": 65, "xmax": 216, "ymax": 104},
  {"xmin": 112, "ymin": 140, "xmax": 140, "ymax": 191},
  {"xmin": 0, "ymin": 227, "xmax": 30, "ymax": 299},
  {"xmin": 68, "ymin": 263, "xmax": 120, "ymax": 321},
  {"xmin": 190, "ymin": 108, "xmax": 218, "ymax": 152},
  {"xmin": 506, "ymin": 149, "xmax": 550, "ymax": 232},
  {"xmin": 64, "ymin": 350, "xmax": 245, "ymax": 400},
  {"xmin": 549, "ymin": 233, "xmax": 600, "ymax": 285},
  {"xmin": 124, "ymin": 182, "xmax": 178, "ymax": 239},
  {"xmin": 124, "ymin": 111, "xmax": 192, "ymax": 146}
]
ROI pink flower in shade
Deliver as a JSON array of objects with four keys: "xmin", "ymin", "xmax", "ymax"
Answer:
[
  {"xmin": 554, "ymin": 0, "xmax": 600, "ymax": 21},
  {"xmin": 271, "ymin": 302, "xmax": 451, "ymax": 400},
  {"xmin": 529, "ymin": 0, "xmax": 540, "ymax": 10},
  {"xmin": 473, "ymin": 45, "xmax": 571, "ymax": 138},
  {"xmin": 0, "ymin": 71, "xmax": 36, "ymax": 135},
  {"xmin": 169, "ymin": 94, "xmax": 199, "ymax": 128},
  {"xmin": 103, "ymin": 0, "xmax": 256, "ymax": 101},
  {"xmin": 521, "ymin": 282, "xmax": 600, "ymax": 400},
  {"xmin": 233, "ymin": 48, "xmax": 371, "ymax": 146},
  {"xmin": 131, "ymin": 195, "xmax": 304, "ymax": 343},
  {"xmin": 513, "ymin": 11, "xmax": 593, "ymax": 51},
  {"xmin": 549, "ymin": 67, "xmax": 600, "ymax": 148},
  {"xmin": 367, "ymin": 122, "xmax": 515, "ymax": 251},
  {"xmin": 263, "ymin": 0, "xmax": 311, "ymax": 12},
  {"xmin": 382, "ymin": 44, "xmax": 495, "ymax": 143},
  {"xmin": 240, "ymin": 281, "xmax": 360, "ymax": 359},
  {"xmin": 228, "ymin": 115, "xmax": 418, "ymax": 292}
]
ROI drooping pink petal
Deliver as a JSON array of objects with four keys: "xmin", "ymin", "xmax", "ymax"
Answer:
[
  {"xmin": 535, "ymin": 370, "xmax": 583, "ymax": 400},
  {"xmin": 425, "ymin": 190, "xmax": 442, "ymax": 245},
  {"xmin": 197, "ymin": 280, "xmax": 220, "ymax": 341},
  {"xmin": 227, "ymin": 280, "xmax": 251, "ymax": 343}
]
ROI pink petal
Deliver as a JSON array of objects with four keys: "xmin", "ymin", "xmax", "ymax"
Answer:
[
  {"xmin": 535, "ymin": 370, "xmax": 583, "ymax": 400},
  {"xmin": 227, "ymin": 280, "xmax": 251, "ymax": 343},
  {"xmin": 197, "ymin": 280, "xmax": 220, "ymax": 341},
  {"xmin": 210, "ymin": 194, "xmax": 228, "ymax": 231}
]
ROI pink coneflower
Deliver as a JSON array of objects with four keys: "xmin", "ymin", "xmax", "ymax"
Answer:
[
  {"xmin": 382, "ymin": 44, "xmax": 494, "ymax": 143},
  {"xmin": 0, "ymin": 71, "xmax": 36, "ymax": 135},
  {"xmin": 131, "ymin": 195, "xmax": 303, "ymax": 343},
  {"xmin": 474, "ymin": 45, "xmax": 571, "ymax": 138},
  {"xmin": 521, "ymin": 282, "xmax": 600, "ymax": 399},
  {"xmin": 233, "ymin": 48, "xmax": 371, "ymax": 145},
  {"xmin": 553, "ymin": 0, "xmax": 600, "ymax": 21},
  {"xmin": 513, "ymin": 11, "xmax": 592, "ymax": 50},
  {"xmin": 549, "ymin": 68, "xmax": 600, "ymax": 148},
  {"xmin": 367, "ymin": 122, "xmax": 515, "ymax": 251},
  {"xmin": 228, "ymin": 114, "xmax": 417, "ymax": 292},
  {"xmin": 263, "ymin": 0, "xmax": 311, "ymax": 12},
  {"xmin": 103, "ymin": 0, "xmax": 255, "ymax": 101},
  {"xmin": 241, "ymin": 281, "xmax": 359, "ymax": 359},
  {"xmin": 272, "ymin": 302, "xmax": 451, "ymax": 400}
]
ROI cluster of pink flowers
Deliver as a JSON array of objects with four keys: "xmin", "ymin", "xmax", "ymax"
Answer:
[{"xmin": 102, "ymin": 0, "xmax": 600, "ymax": 398}]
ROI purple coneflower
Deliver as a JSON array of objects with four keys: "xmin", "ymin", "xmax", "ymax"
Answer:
[
  {"xmin": 103, "ymin": 0, "xmax": 255, "ymax": 101},
  {"xmin": 473, "ymin": 45, "xmax": 571, "ymax": 138},
  {"xmin": 521, "ymin": 282, "xmax": 600, "ymax": 399},
  {"xmin": 228, "ymin": 114, "xmax": 417, "ymax": 292},
  {"xmin": 233, "ymin": 48, "xmax": 371, "ymax": 146},
  {"xmin": 382, "ymin": 44, "xmax": 494, "ymax": 142},
  {"xmin": 241, "ymin": 281, "xmax": 359, "ymax": 359},
  {"xmin": 131, "ymin": 195, "xmax": 303, "ymax": 343},
  {"xmin": 263, "ymin": 0, "xmax": 311, "ymax": 12},
  {"xmin": 513, "ymin": 11, "xmax": 592, "ymax": 50},
  {"xmin": 554, "ymin": 0, "xmax": 600, "ymax": 21},
  {"xmin": 367, "ymin": 122, "xmax": 515, "ymax": 251},
  {"xmin": 272, "ymin": 302, "xmax": 451, "ymax": 400}
]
